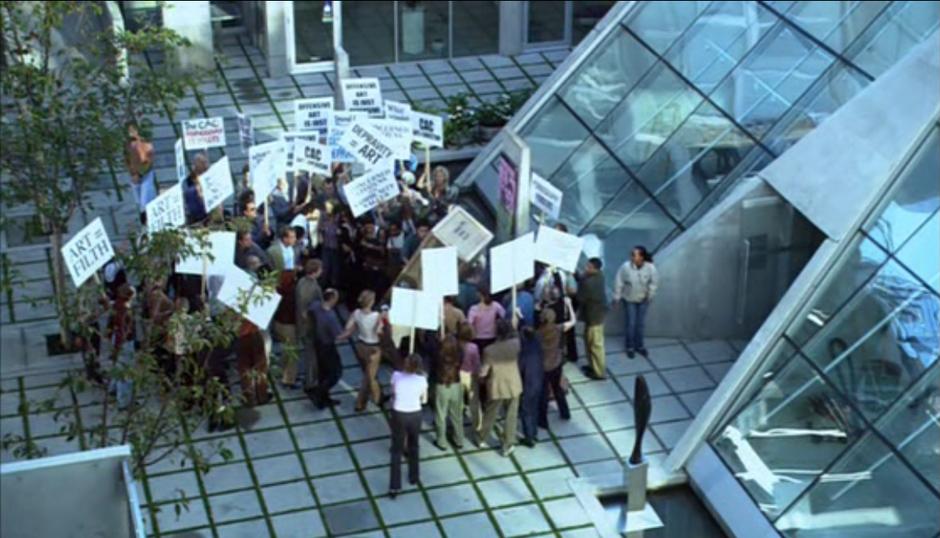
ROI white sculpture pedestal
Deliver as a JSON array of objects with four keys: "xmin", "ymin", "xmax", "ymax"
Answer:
[{"xmin": 623, "ymin": 459, "xmax": 663, "ymax": 537}]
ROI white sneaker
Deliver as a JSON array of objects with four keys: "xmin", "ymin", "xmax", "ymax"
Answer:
[{"xmin": 501, "ymin": 445, "xmax": 515, "ymax": 457}]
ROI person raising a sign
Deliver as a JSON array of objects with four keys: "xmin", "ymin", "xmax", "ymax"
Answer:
[{"xmin": 124, "ymin": 122, "xmax": 157, "ymax": 221}]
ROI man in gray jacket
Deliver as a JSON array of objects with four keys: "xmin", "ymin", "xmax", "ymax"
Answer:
[{"xmin": 612, "ymin": 246, "xmax": 659, "ymax": 358}]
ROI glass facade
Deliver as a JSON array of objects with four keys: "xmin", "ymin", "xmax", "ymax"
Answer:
[
  {"xmin": 710, "ymin": 126, "xmax": 940, "ymax": 535},
  {"xmin": 462, "ymin": 0, "xmax": 938, "ymax": 293}
]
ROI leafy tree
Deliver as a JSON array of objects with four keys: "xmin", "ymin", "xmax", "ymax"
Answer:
[{"xmin": 0, "ymin": 1, "xmax": 197, "ymax": 345}]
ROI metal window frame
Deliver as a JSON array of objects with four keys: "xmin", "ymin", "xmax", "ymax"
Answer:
[
  {"xmin": 285, "ymin": 0, "xmax": 344, "ymax": 74},
  {"xmin": 522, "ymin": 0, "xmax": 573, "ymax": 50}
]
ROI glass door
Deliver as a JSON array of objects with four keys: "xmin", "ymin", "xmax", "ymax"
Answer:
[
  {"xmin": 286, "ymin": 1, "xmax": 340, "ymax": 73},
  {"xmin": 523, "ymin": 0, "xmax": 571, "ymax": 49}
]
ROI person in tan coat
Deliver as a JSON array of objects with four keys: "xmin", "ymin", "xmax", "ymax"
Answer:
[{"xmin": 476, "ymin": 320, "xmax": 522, "ymax": 457}]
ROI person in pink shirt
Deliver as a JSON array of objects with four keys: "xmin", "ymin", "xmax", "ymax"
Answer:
[{"xmin": 467, "ymin": 288, "xmax": 505, "ymax": 353}]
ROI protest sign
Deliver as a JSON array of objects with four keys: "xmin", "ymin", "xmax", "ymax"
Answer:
[
  {"xmin": 217, "ymin": 267, "xmax": 281, "ymax": 329},
  {"xmin": 411, "ymin": 111, "xmax": 444, "ymax": 149},
  {"xmin": 337, "ymin": 121, "xmax": 394, "ymax": 169},
  {"xmin": 345, "ymin": 165, "xmax": 399, "ymax": 218},
  {"xmin": 248, "ymin": 141, "xmax": 286, "ymax": 201},
  {"xmin": 294, "ymin": 138, "xmax": 331, "ymax": 176},
  {"xmin": 175, "ymin": 138, "xmax": 186, "ymax": 183},
  {"xmin": 370, "ymin": 118, "xmax": 412, "ymax": 160},
  {"xmin": 385, "ymin": 100, "xmax": 412, "ymax": 123},
  {"xmin": 146, "ymin": 184, "xmax": 185, "ymax": 233},
  {"xmin": 62, "ymin": 217, "xmax": 114, "ymax": 288},
  {"xmin": 182, "ymin": 117, "xmax": 226, "ymax": 150},
  {"xmin": 498, "ymin": 156, "xmax": 517, "ymax": 213},
  {"xmin": 530, "ymin": 172, "xmax": 563, "ymax": 219},
  {"xmin": 341, "ymin": 78, "xmax": 383, "ymax": 117},
  {"xmin": 489, "ymin": 232, "xmax": 535, "ymax": 293},
  {"xmin": 328, "ymin": 111, "xmax": 364, "ymax": 162},
  {"xmin": 431, "ymin": 206, "xmax": 494, "ymax": 261},
  {"xmin": 200, "ymin": 156, "xmax": 234, "ymax": 213},
  {"xmin": 280, "ymin": 131, "xmax": 317, "ymax": 171},
  {"xmin": 237, "ymin": 112, "xmax": 254, "ymax": 153},
  {"xmin": 294, "ymin": 97, "xmax": 333, "ymax": 134},
  {"xmin": 534, "ymin": 225, "xmax": 584, "ymax": 273},
  {"xmin": 176, "ymin": 231, "xmax": 236, "ymax": 276},
  {"xmin": 389, "ymin": 287, "xmax": 440, "ymax": 331},
  {"xmin": 421, "ymin": 246, "xmax": 458, "ymax": 297}
]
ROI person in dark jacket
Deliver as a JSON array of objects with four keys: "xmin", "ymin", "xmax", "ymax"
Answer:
[
  {"xmin": 518, "ymin": 326, "xmax": 544, "ymax": 447},
  {"xmin": 577, "ymin": 257, "xmax": 608, "ymax": 380}
]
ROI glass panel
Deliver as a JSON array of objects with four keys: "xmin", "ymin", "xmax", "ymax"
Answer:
[
  {"xmin": 717, "ymin": 339, "xmax": 803, "ymax": 431},
  {"xmin": 595, "ymin": 62, "xmax": 703, "ymax": 170},
  {"xmin": 292, "ymin": 1, "xmax": 336, "ymax": 63},
  {"xmin": 626, "ymin": 0, "xmax": 712, "ymax": 55},
  {"xmin": 711, "ymin": 356, "xmax": 864, "ymax": 518},
  {"xmin": 572, "ymin": 1, "xmax": 616, "ymax": 45},
  {"xmin": 548, "ymin": 135, "xmax": 633, "ymax": 231},
  {"xmin": 711, "ymin": 24, "xmax": 836, "ymax": 133},
  {"xmin": 895, "ymin": 210, "xmax": 940, "ymax": 292},
  {"xmin": 558, "ymin": 28, "xmax": 657, "ymax": 130},
  {"xmin": 876, "ymin": 362, "xmax": 940, "ymax": 491},
  {"xmin": 520, "ymin": 97, "xmax": 590, "ymax": 181},
  {"xmin": 635, "ymin": 101, "xmax": 757, "ymax": 221},
  {"xmin": 763, "ymin": 62, "xmax": 870, "ymax": 154},
  {"xmin": 452, "ymin": 1, "xmax": 500, "ymax": 56},
  {"xmin": 397, "ymin": 1, "xmax": 449, "ymax": 61},
  {"xmin": 780, "ymin": 1, "xmax": 890, "ymax": 54},
  {"xmin": 680, "ymin": 146, "xmax": 775, "ymax": 227},
  {"xmin": 342, "ymin": 1, "xmax": 395, "ymax": 65},
  {"xmin": 847, "ymin": 1, "xmax": 940, "ymax": 78},
  {"xmin": 787, "ymin": 237, "xmax": 889, "ymax": 348},
  {"xmin": 799, "ymin": 257, "xmax": 940, "ymax": 420},
  {"xmin": 527, "ymin": 0, "xmax": 566, "ymax": 43},
  {"xmin": 664, "ymin": 2, "xmax": 778, "ymax": 94},
  {"xmin": 775, "ymin": 432, "xmax": 940, "ymax": 536},
  {"xmin": 865, "ymin": 129, "xmax": 940, "ymax": 254}
]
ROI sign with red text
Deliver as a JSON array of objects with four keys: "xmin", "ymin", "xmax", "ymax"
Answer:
[
  {"xmin": 62, "ymin": 217, "xmax": 114, "ymax": 288},
  {"xmin": 182, "ymin": 117, "xmax": 226, "ymax": 150},
  {"xmin": 341, "ymin": 78, "xmax": 383, "ymax": 117}
]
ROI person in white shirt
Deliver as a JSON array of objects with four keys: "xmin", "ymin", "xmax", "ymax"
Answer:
[
  {"xmin": 388, "ymin": 353, "xmax": 428, "ymax": 498},
  {"xmin": 339, "ymin": 290, "xmax": 383, "ymax": 412},
  {"xmin": 611, "ymin": 246, "xmax": 659, "ymax": 358}
]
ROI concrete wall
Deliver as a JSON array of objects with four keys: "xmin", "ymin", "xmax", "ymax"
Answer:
[{"xmin": 161, "ymin": 1, "xmax": 214, "ymax": 72}]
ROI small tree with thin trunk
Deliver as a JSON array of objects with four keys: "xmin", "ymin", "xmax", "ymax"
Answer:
[{"xmin": 0, "ymin": 1, "xmax": 197, "ymax": 346}]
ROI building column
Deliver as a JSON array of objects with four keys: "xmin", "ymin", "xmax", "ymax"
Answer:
[
  {"xmin": 499, "ymin": 1, "xmax": 525, "ymax": 57},
  {"xmin": 161, "ymin": 1, "xmax": 214, "ymax": 72},
  {"xmin": 262, "ymin": 1, "xmax": 289, "ymax": 77}
]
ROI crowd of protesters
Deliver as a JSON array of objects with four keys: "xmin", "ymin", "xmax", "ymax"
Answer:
[{"xmin": 95, "ymin": 123, "xmax": 660, "ymax": 498}]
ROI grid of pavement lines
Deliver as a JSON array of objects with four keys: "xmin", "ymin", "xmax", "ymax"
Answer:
[
  {"xmin": 0, "ymin": 333, "xmax": 745, "ymax": 537},
  {"xmin": 0, "ymin": 32, "xmax": 570, "ymax": 329}
]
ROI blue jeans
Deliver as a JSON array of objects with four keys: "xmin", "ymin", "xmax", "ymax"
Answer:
[
  {"xmin": 131, "ymin": 169, "xmax": 157, "ymax": 211},
  {"xmin": 623, "ymin": 300, "xmax": 648, "ymax": 352}
]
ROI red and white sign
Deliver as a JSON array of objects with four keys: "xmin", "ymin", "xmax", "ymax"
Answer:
[{"xmin": 182, "ymin": 117, "xmax": 226, "ymax": 150}]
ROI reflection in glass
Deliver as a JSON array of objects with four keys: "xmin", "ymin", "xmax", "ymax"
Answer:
[
  {"xmin": 875, "ymin": 362, "xmax": 940, "ymax": 491},
  {"xmin": 452, "ymin": 1, "xmax": 500, "ymax": 56},
  {"xmin": 799, "ymin": 257, "xmax": 940, "ymax": 420},
  {"xmin": 342, "ymin": 1, "xmax": 395, "ymax": 65},
  {"xmin": 712, "ymin": 356, "xmax": 863, "ymax": 518},
  {"xmin": 626, "ymin": 0, "xmax": 711, "ymax": 55},
  {"xmin": 520, "ymin": 97, "xmax": 589, "ymax": 181},
  {"xmin": 780, "ymin": 0, "xmax": 889, "ymax": 54},
  {"xmin": 548, "ymin": 135, "xmax": 632, "ymax": 230},
  {"xmin": 292, "ymin": 2, "xmax": 335, "ymax": 63},
  {"xmin": 846, "ymin": 2, "xmax": 940, "ymax": 77},
  {"xmin": 398, "ymin": 1, "xmax": 449, "ymax": 61},
  {"xmin": 527, "ymin": 0, "xmax": 566, "ymax": 43},
  {"xmin": 895, "ymin": 210, "xmax": 940, "ymax": 292},
  {"xmin": 865, "ymin": 129, "xmax": 940, "ymax": 254},
  {"xmin": 775, "ymin": 432, "xmax": 940, "ymax": 536},
  {"xmin": 559, "ymin": 28, "xmax": 657, "ymax": 130}
]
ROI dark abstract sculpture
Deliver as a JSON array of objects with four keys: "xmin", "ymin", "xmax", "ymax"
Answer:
[{"xmin": 629, "ymin": 375, "xmax": 652, "ymax": 465}]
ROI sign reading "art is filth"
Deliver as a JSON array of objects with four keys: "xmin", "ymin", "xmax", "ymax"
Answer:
[{"xmin": 61, "ymin": 217, "xmax": 114, "ymax": 287}]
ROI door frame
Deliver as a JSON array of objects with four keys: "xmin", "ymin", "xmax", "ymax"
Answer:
[
  {"xmin": 285, "ymin": 0, "xmax": 343, "ymax": 74},
  {"xmin": 522, "ymin": 0, "xmax": 572, "ymax": 50}
]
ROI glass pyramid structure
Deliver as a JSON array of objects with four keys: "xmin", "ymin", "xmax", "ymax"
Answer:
[{"xmin": 456, "ymin": 1, "xmax": 939, "ymax": 536}]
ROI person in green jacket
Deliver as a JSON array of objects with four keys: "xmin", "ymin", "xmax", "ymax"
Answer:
[{"xmin": 577, "ymin": 258, "xmax": 608, "ymax": 380}]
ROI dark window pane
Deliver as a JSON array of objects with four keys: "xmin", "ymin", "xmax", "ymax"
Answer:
[
  {"xmin": 453, "ymin": 1, "xmax": 500, "ymax": 56},
  {"xmin": 527, "ymin": 0, "xmax": 566, "ymax": 43},
  {"xmin": 293, "ymin": 2, "xmax": 335, "ymax": 63},
  {"xmin": 572, "ymin": 1, "xmax": 616, "ymax": 45},
  {"xmin": 342, "ymin": 1, "xmax": 395, "ymax": 66},
  {"xmin": 398, "ymin": 1, "xmax": 449, "ymax": 61}
]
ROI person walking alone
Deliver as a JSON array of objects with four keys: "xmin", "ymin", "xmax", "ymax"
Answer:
[
  {"xmin": 388, "ymin": 354, "xmax": 428, "ymax": 498},
  {"xmin": 612, "ymin": 246, "xmax": 659, "ymax": 358},
  {"xmin": 577, "ymin": 258, "xmax": 608, "ymax": 380}
]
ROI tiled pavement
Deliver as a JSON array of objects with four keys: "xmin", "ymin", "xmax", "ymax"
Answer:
[{"xmin": 0, "ymin": 335, "xmax": 745, "ymax": 537}]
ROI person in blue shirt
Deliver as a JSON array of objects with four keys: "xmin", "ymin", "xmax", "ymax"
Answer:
[
  {"xmin": 517, "ymin": 326, "xmax": 544, "ymax": 447},
  {"xmin": 183, "ymin": 153, "xmax": 209, "ymax": 224},
  {"xmin": 502, "ymin": 279, "xmax": 536, "ymax": 328}
]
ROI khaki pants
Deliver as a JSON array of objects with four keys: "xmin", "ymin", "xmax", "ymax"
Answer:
[
  {"xmin": 434, "ymin": 382, "xmax": 464, "ymax": 446},
  {"xmin": 478, "ymin": 396, "xmax": 520, "ymax": 448},
  {"xmin": 585, "ymin": 324, "xmax": 606, "ymax": 378},
  {"xmin": 273, "ymin": 321, "xmax": 299, "ymax": 385},
  {"xmin": 460, "ymin": 371, "xmax": 481, "ymax": 432},
  {"xmin": 355, "ymin": 342, "xmax": 382, "ymax": 410}
]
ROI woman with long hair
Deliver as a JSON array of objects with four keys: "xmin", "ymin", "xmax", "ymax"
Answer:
[
  {"xmin": 389, "ymin": 353, "xmax": 427, "ymax": 498},
  {"xmin": 339, "ymin": 290, "xmax": 383, "ymax": 412}
]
